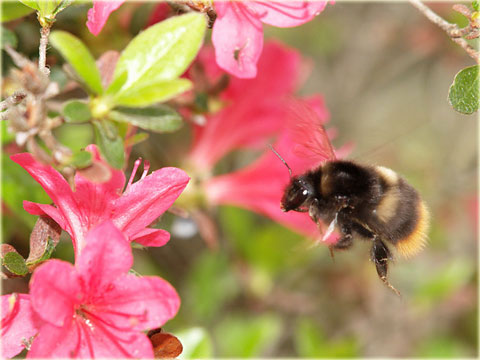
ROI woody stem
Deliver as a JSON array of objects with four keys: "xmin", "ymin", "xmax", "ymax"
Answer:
[{"xmin": 408, "ymin": 0, "xmax": 480, "ymax": 63}]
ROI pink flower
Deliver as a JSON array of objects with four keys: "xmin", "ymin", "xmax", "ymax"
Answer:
[
  {"xmin": 87, "ymin": 1, "xmax": 125, "ymax": 36},
  {"xmin": 1, "ymin": 294, "xmax": 37, "ymax": 358},
  {"xmin": 11, "ymin": 145, "xmax": 189, "ymax": 259},
  {"xmin": 27, "ymin": 220, "xmax": 180, "ymax": 358},
  {"xmin": 205, "ymin": 96, "xmax": 349, "ymax": 243},
  {"xmin": 212, "ymin": 1, "xmax": 329, "ymax": 78},
  {"xmin": 188, "ymin": 41, "xmax": 304, "ymax": 171}
]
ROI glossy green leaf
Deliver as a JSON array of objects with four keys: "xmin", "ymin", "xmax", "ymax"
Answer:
[
  {"xmin": 1, "ymin": 26, "xmax": 17, "ymax": 50},
  {"xmin": 472, "ymin": 1, "xmax": 479, "ymax": 11},
  {"xmin": 109, "ymin": 105, "xmax": 183, "ymax": 133},
  {"xmin": 3, "ymin": 252, "xmax": 28, "ymax": 276},
  {"xmin": 19, "ymin": 0, "xmax": 72, "ymax": 18},
  {"xmin": 107, "ymin": 13, "xmax": 206, "ymax": 102},
  {"xmin": 17, "ymin": 0, "xmax": 40, "ymax": 11},
  {"xmin": 448, "ymin": 65, "xmax": 479, "ymax": 115},
  {"xmin": 176, "ymin": 328, "xmax": 213, "ymax": 359},
  {"xmin": 50, "ymin": 31, "xmax": 103, "ymax": 95},
  {"xmin": 92, "ymin": 120, "xmax": 124, "ymax": 169},
  {"xmin": 215, "ymin": 314, "xmax": 282, "ymax": 357},
  {"xmin": 68, "ymin": 150, "xmax": 93, "ymax": 168},
  {"xmin": 113, "ymin": 78, "xmax": 192, "ymax": 107},
  {"xmin": 63, "ymin": 100, "xmax": 92, "ymax": 123},
  {"xmin": 1, "ymin": 2, "xmax": 35, "ymax": 22}
]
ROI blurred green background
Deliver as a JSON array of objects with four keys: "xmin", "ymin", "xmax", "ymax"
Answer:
[{"xmin": 2, "ymin": 2, "xmax": 478, "ymax": 358}]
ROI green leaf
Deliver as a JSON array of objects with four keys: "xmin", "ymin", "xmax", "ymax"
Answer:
[
  {"xmin": 220, "ymin": 206, "xmax": 306, "ymax": 275},
  {"xmin": 176, "ymin": 328, "xmax": 213, "ymax": 359},
  {"xmin": 62, "ymin": 100, "xmax": 92, "ymax": 123},
  {"xmin": 18, "ymin": 0, "xmax": 72, "ymax": 20},
  {"xmin": 109, "ymin": 105, "xmax": 183, "ymax": 133},
  {"xmin": 26, "ymin": 216, "xmax": 61, "ymax": 267},
  {"xmin": 1, "ymin": 121, "xmax": 15, "ymax": 145},
  {"xmin": 1, "ymin": 2, "xmax": 35, "ymax": 22},
  {"xmin": 294, "ymin": 318, "xmax": 358, "ymax": 357},
  {"xmin": 113, "ymin": 78, "xmax": 192, "ymax": 107},
  {"xmin": 448, "ymin": 65, "xmax": 479, "ymax": 115},
  {"xmin": 472, "ymin": 1, "xmax": 479, "ymax": 11},
  {"xmin": 215, "ymin": 314, "xmax": 282, "ymax": 357},
  {"xmin": 68, "ymin": 150, "xmax": 93, "ymax": 168},
  {"xmin": 125, "ymin": 132, "xmax": 149, "ymax": 147},
  {"xmin": 3, "ymin": 252, "xmax": 28, "ymax": 276},
  {"xmin": 185, "ymin": 252, "xmax": 239, "ymax": 322},
  {"xmin": 107, "ymin": 13, "xmax": 206, "ymax": 103},
  {"xmin": 1, "ymin": 26, "xmax": 17, "ymax": 49},
  {"xmin": 414, "ymin": 260, "xmax": 473, "ymax": 306},
  {"xmin": 17, "ymin": 0, "xmax": 40, "ymax": 11},
  {"xmin": 50, "ymin": 31, "xmax": 103, "ymax": 95},
  {"xmin": 416, "ymin": 336, "xmax": 470, "ymax": 358},
  {"xmin": 92, "ymin": 120, "xmax": 125, "ymax": 169}
]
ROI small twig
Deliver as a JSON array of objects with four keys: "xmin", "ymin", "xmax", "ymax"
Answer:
[
  {"xmin": 409, "ymin": 0, "xmax": 480, "ymax": 63},
  {"xmin": 0, "ymin": 92, "xmax": 26, "ymax": 112},
  {"xmin": 38, "ymin": 26, "xmax": 51, "ymax": 76}
]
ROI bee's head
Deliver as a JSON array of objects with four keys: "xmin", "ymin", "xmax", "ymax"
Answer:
[{"xmin": 281, "ymin": 176, "xmax": 314, "ymax": 212}]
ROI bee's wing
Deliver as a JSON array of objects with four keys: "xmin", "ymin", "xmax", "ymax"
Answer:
[{"xmin": 286, "ymin": 98, "xmax": 337, "ymax": 162}]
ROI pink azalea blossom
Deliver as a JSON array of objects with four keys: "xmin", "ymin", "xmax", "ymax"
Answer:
[
  {"xmin": 212, "ymin": 1, "xmax": 329, "ymax": 78},
  {"xmin": 11, "ymin": 145, "xmax": 189, "ymax": 258},
  {"xmin": 1, "ymin": 294, "xmax": 37, "ymax": 358},
  {"xmin": 26, "ymin": 220, "xmax": 180, "ymax": 358},
  {"xmin": 187, "ymin": 41, "xmax": 304, "ymax": 171},
  {"xmin": 87, "ymin": 1, "xmax": 125, "ymax": 36}
]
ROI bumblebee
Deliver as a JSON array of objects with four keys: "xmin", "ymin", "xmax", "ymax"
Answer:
[{"xmin": 275, "ymin": 103, "xmax": 430, "ymax": 296}]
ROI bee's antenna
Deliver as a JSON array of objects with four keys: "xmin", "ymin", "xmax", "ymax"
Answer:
[{"xmin": 268, "ymin": 144, "xmax": 292, "ymax": 178}]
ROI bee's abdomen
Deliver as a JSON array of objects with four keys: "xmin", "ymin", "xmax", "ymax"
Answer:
[{"xmin": 374, "ymin": 166, "xmax": 430, "ymax": 258}]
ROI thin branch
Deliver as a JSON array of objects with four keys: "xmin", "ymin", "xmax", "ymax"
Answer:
[
  {"xmin": 409, "ymin": 0, "xmax": 480, "ymax": 63},
  {"xmin": 38, "ymin": 26, "xmax": 51, "ymax": 75},
  {"xmin": 0, "ymin": 92, "xmax": 26, "ymax": 112}
]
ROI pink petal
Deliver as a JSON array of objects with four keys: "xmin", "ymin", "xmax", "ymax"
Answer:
[
  {"xmin": 188, "ymin": 42, "xmax": 302, "ymax": 169},
  {"xmin": 131, "ymin": 228, "xmax": 170, "ymax": 247},
  {"xmin": 84, "ymin": 321, "xmax": 154, "ymax": 358},
  {"xmin": 76, "ymin": 221, "xmax": 132, "ymax": 291},
  {"xmin": 1, "ymin": 294, "xmax": 37, "ymax": 359},
  {"xmin": 212, "ymin": 1, "xmax": 264, "ymax": 78},
  {"xmin": 23, "ymin": 201, "xmax": 67, "ymax": 231},
  {"xmin": 29, "ymin": 260, "xmax": 80, "ymax": 328},
  {"xmin": 86, "ymin": 1, "xmax": 125, "ymax": 36},
  {"xmin": 11, "ymin": 153, "xmax": 85, "ymax": 253},
  {"xmin": 112, "ymin": 167, "xmax": 189, "ymax": 237},
  {"xmin": 247, "ymin": 1, "xmax": 328, "ymax": 27},
  {"xmin": 28, "ymin": 320, "xmax": 154, "ymax": 358},
  {"xmin": 222, "ymin": 41, "xmax": 303, "ymax": 101},
  {"xmin": 72, "ymin": 145, "xmax": 125, "ymax": 234},
  {"xmin": 98, "ymin": 274, "xmax": 180, "ymax": 331}
]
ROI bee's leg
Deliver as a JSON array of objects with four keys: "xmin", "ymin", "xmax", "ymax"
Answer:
[
  {"xmin": 328, "ymin": 210, "xmax": 354, "ymax": 260},
  {"xmin": 371, "ymin": 238, "xmax": 401, "ymax": 297}
]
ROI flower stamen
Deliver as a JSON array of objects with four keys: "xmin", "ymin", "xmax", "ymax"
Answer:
[
  {"xmin": 141, "ymin": 160, "xmax": 150, "ymax": 180},
  {"xmin": 126, "ymin": 158, "xmax": 142, "ymax": 191}
]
